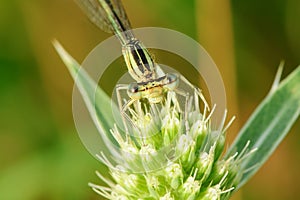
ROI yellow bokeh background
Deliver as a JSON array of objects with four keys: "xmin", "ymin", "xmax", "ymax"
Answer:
[{"xmin": 0, "ymin": 0, "xmax": 299, "ymax": 199}]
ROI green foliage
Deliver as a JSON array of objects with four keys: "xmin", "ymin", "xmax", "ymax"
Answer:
[
  {"xmin": 226, "ymin": 65, "xmax": 300, "ymax": 189},
  {"xmin": 55, "ymin": 40, "xmax": 300, "ymax": 199}
]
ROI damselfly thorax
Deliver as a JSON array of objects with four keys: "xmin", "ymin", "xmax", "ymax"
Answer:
[
  {"xmin": 122, "ymin": 39, "xmax": 156, "ymax": 82},
  {"xmin": 122, "ymin": 39, "xmax": 179, "ymax": 104}
]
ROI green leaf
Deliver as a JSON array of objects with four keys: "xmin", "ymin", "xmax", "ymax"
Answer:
[
  {"xmin": 226, "ymin": 65, "xmax": 300, "ymax": 189},
  {"xmin": 53, "ymin": 40, "xmax": 118, "ymax": 156}
]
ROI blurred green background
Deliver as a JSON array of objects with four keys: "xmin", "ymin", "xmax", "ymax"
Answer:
[{"xmin": 0, "ymin": 0, "xmax": 299, "ymax": 199}]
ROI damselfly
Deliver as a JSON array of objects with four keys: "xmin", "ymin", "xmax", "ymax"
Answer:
[{"xmin": 76, "ymin": 0, "xmax": 205, "ymax": 131}]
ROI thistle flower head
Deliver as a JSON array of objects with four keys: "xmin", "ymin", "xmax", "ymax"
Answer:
[{"xmin": 90, "ymin": 90, "xmax": 254, "ymax": 199}]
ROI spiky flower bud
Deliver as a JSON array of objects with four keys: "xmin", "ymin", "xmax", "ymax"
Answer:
[
  {"xmin": 195, "ymin": 146, "xmax": 215, "ymax": 181},
  {"xmin": 165, "ymin": 163, "xmax": 183, "ymax": 189},
  {"xmin": 87, "ymin": 90, "xmax": 256, "ymax": 200}
]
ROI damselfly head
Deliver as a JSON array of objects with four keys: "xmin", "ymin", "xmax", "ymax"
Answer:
[
  {"xmin": 127, "ymin": 82, "xmax": 141, "ymax": 100},
  {"xmin": 147, "ymin": 87, "xmax": 165, "ymax": 103},
  {"xmin": 127, "ymin": 81, "xmax": 165, "ymax": 103}
]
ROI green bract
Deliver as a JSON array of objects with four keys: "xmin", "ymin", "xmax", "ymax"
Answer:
[{"xmin": 54, "ymin": 41, "xmax": 300, "ymax": 200}]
